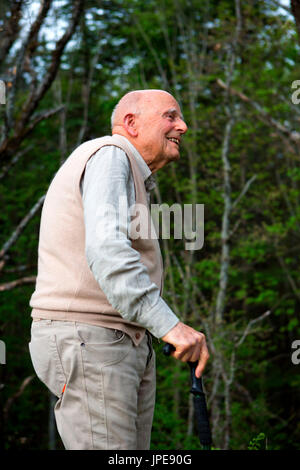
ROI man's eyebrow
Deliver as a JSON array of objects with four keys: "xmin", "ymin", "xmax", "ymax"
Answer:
[{"xmin": 162, "ymin": 108, "xmax": 184, "ymax": 120}]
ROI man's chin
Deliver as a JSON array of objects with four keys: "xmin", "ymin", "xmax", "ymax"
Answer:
[{"xmin": 169, "ymin": 151, "xmax": 180, "ymax": 162}]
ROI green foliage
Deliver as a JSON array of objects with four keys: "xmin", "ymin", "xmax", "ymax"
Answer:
[{"xmin": 248, "ymin": 433, "xmax": 266, "ymax": 450}]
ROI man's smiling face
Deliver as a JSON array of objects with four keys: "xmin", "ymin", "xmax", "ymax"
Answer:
[
  {"xmin": 133, "ymin": 91, "xmax": 188, "ymax": 172},
  {"xmin": 111, "ymin": 90, "xmax": 188, "ymax": 173}
]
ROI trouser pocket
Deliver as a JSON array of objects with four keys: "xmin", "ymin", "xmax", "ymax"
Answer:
[{"xmin": 29, "ymin": 335, "xmax": 66, "ymax": 397}]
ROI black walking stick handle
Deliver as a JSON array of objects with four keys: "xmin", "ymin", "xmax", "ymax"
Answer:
[
  {"xmin": 162, "ymin": 343, "xmax": 203, "ymax": 393},
  {"xmin": 162, "ymin": 343, "xmax": 212, "ymax": 450}
]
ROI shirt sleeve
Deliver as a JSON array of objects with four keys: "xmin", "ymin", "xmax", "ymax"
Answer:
[{"xmin": 81, "ymin": 145, "xmax": 179, "ymax": 338}]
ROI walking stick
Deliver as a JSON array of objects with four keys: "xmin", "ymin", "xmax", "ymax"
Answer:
[{"xmin": 163, "ymin": 343, "xmax": 212, "ymax": 450}]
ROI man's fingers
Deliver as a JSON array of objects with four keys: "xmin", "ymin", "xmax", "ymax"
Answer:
[
  {"xmin": 195, "ymin": 344, "xmax": 210, "ymax": 378},
  {"xmin": 172, "ymin": 338, "xmax": 201, "ymax": 362},
  {"xmin": 162, "ymin": 322, "xmax": 210, "ymax": 373},
  {"xmin": 171, "ymin": 332, "xmax": 209, "ymax": 370},
  {"xmin": 190, "ymin": 342, "xmax": 203, "ymax": 363}
]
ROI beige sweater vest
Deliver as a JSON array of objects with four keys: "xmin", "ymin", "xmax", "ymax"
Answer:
[{"xmin": 30, "ymin": 135, "xmax": 163, "ymax": 345}]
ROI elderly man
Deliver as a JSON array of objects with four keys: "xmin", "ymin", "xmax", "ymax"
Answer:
[{"xmin": 29, "ymin": 89, "xmax": 209, "ymax": 450}]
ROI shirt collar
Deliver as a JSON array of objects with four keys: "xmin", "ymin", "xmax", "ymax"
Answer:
[{"xmin": 112, "ymin": 134, "xmax": 156, "ymax": 191}]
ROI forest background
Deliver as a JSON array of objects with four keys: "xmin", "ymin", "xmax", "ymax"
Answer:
[{"xmin": 0, "ymin": 0, "xmax": 300, "ymax": 451}]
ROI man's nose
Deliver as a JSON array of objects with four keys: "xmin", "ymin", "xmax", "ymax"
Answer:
[{"xmin": 176, "ymin": 118, "xmax": 188, "ymax": 134}]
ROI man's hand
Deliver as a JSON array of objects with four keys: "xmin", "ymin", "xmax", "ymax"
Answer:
[{"xmin": 161, "ymin": 321, "xmax": 209, "ymax": 378}]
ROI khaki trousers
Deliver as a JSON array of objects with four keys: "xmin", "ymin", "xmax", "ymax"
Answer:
[{"xmin": 29, "ymin": 320, "xmax": 156, "ymax": 450}]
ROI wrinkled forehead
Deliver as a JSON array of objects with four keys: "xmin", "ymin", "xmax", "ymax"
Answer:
[{"xmin": 142, "ymin": 92, "xmax": 183, "ymax": 119}]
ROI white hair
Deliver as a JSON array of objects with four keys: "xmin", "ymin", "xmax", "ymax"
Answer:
[
  {"xmin": 110, "ymin": 91, "xmax": 142, "ymax": 131},
  {"xmin": 110, "ymin": 104, "xmax": 118, "ymax": 131}
]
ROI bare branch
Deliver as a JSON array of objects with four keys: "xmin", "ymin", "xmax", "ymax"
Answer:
[
  {"xmin": 291, "ymin": 0, "xmax": 300, "ymax": 44},
  {"xmin": 23, "ymin": 0, "xmax": 53, "ymax": 57},
  {"xmin": 276, "ymin": 253, "xmax": 300, "ymax": 301},
  {"xmin": 4, "ymin": 0, "xmax": 53, "ymax": 135},
  {"xmin": 0, "ymin": 145, "xmax": 33, "ymax": 180},
  {"xmin": 231, "ymin": 174, "xmax": 257, "ymax": 212},
  {"xmin": 0, "ymin": 276, "xmax": 36, "ymax": 292},
  {"xmin": 228, "ymin": 218, "xmax": 242, "ymax": 239},
  {"xmin": 216, "ymin": 78, "xmax": 300, "ymax": 144},
  {"xmin": 0, "ymin": 0, "xmax": 84, "ymax": 162},
  {"xmin": 235, "ymin": 310, "xmax": 271, "ymax": 348},
  {"xmin": 3, "ymin": 264, "xmax": 34, "ymax": 274},
  {"xmin": 76, "ymin": 32, "xmax": 103, "ymax": 147},
  {"xmin": 0, "ymin": 0, "xmax": 24, "ymax": 64},
  {"xmin": 215, "ymin": 115, "xmax": 234, "ymax": 324},
  {"xmin": 214, "ymin": 0, "xmax": 243, "ymax": 327},
  {"xmin": 268, "ymin": 0, "xmax": 291, "ymax": 14},
  {"xmin": 0, "ymin": 194, "xmax": 45, "ymax": 262},
  {"xmin": 16, "ymin": 0, "xmax": 82, "ymax": 128},
  {"xmin": 26, "ymin": 105, "xmax": 64, "ymax": 136},
  {"xmin": 3, "ymin": 375, "xmax": 34, "ymax": 421}
]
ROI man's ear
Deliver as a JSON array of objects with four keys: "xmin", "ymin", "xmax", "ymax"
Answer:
[{"xmin": 123, "ymin": 113, "xmax": 138, "ymax": 137}]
